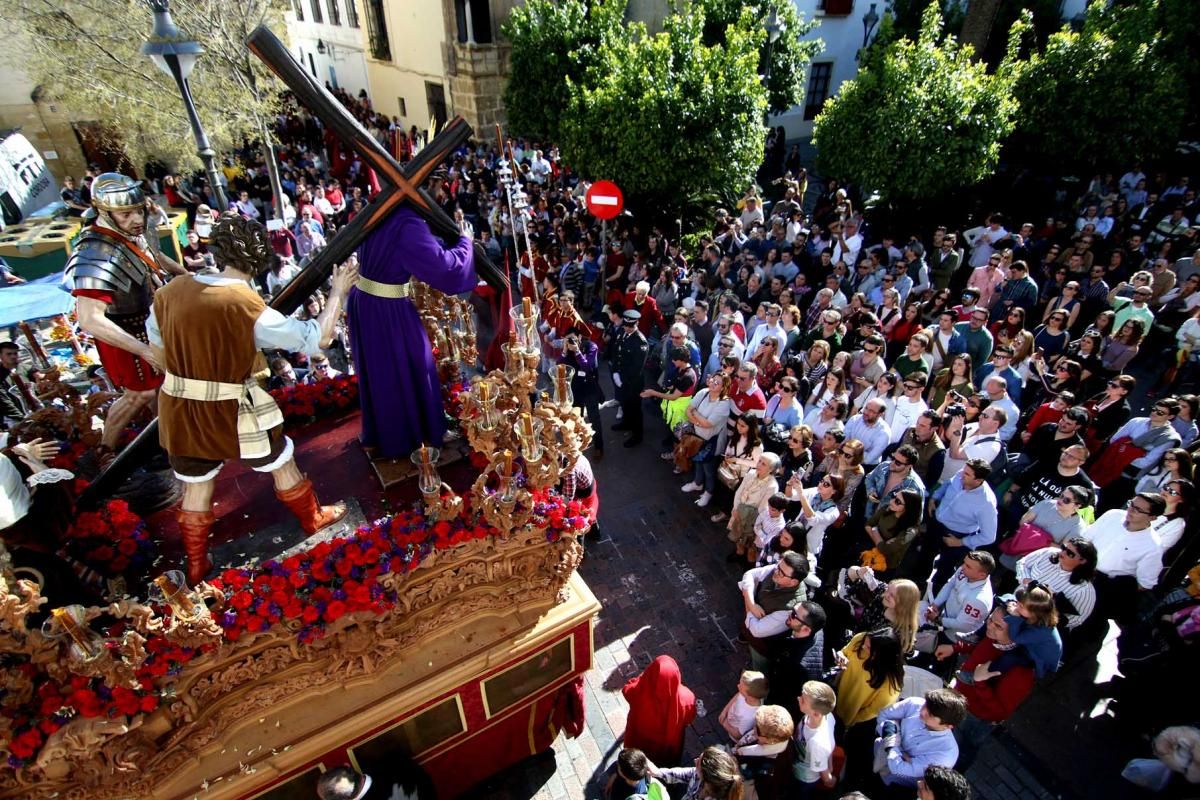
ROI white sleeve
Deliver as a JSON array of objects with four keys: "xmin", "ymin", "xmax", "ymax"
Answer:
[
  {"xmin": 254, "ymin": 306, "xmax": 324, "ymax": 355},
  {"xmin": 146, "ymin": 307, "xmax": 163, "ymax": 348}
]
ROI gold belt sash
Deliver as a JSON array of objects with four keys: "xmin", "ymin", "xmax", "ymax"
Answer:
[{"xmin": 355, "ymin": 276, "xmax": 412, "ymax": 299}]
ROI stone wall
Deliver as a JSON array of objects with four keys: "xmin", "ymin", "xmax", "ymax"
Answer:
[{"xmin": 449, "ymin": 42, "xmax": 511, "ymax": 132}]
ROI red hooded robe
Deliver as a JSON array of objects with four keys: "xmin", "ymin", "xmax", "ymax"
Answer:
[{"xmin": 621, "ymin": 655, "xmax": 697, "ymax": 766}]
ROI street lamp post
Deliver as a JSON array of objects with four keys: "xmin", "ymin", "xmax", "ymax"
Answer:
[
  {"xmin": 141, "ymin": 0, "xmax": 228, "ymax": 212},
  {"xmin": 861, "ymin": 2, "xmax": 880, "ymax": 48}
]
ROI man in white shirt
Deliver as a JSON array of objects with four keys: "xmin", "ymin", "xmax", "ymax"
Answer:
[
  {"xmin": 1083, "ymin": 492, "xmax": 1166, "ymax": 627},
  {"xmin": 745, "ymin": 304, "xmax": 787, "ymax": 355},
  {"xmin": 982, "ymin": 376, "xmax": 1019, "ymax": 442},
  {"xmin": 890, "ymin": 372, "xmax": 931, "ymax": 444},
  {"xmin": 738, "ymin": 552, "xmax": 813, "ymax": 670},
  {"xmin": 920, "ymin": 550, "xmax": 995, "ymax": 646},
  {"xmin": 968, "ymin": 214, "xmax": 1009, "ymax": 267},
  {"xmin": 1084, "ymin": 493, "xmax": 1165, "ymax": 591},
  {"xmin": 833, "ymin": 219, "xmax": 863, "ymax": 267},
  {"xmin": 937, "ymin": 408, "xmax": 1005, "ymax": 486}
]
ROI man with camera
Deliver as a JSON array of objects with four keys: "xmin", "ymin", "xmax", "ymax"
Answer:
[{"xmin": 559, "ymin": 326, "xmax": 605, "ymax": 460}]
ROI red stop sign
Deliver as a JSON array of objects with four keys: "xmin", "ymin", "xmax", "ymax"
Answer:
[{"xmin": 585, "ymin": 180, "xmax": 624, "ymax": 221}]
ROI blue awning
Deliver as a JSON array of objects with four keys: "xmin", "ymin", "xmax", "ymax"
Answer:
[{"xmin": 0, "ymin": 272, "xmax": 74, "ymax": 326}]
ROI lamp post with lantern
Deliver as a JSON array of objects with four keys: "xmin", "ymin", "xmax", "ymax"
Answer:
[{"xmin": 141, "ymin": 0, "xmax": 228, "ymax": 211}]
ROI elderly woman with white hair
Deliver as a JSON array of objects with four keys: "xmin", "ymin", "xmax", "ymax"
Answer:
[{"xmin": 725, "ymin": 451, "xmax": 781, "ymax": 558}]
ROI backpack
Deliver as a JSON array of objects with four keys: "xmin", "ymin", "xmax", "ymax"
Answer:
[{"xmin": 971, "ymin": 434, "xmax": 1010, "ymax": 486}]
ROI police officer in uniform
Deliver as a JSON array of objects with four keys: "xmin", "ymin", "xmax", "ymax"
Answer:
[{"xmin": 611, "ymin": 309, "xmax": 648, "ymax": 447}]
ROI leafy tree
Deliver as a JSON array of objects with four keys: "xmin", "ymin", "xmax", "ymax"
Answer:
[
  {"xmin": 812, "ymin": 4, "xmax": 1025, "ymax": 205},
  {"xmin": 0, "ymin": 0, "xmax": 286, "ymax": 177},
  {"xmin": 500, "ymin": 0, "xmax": 626, "ymax": 142},
  {"xmin": 1010, "ymin": 0, "xmax": 1188, "ymax": 170},
  {"xmin": 559, "ymin": 5, "xmax": 767, "ymax": 215},
  {"xmin": 694, "ymin": 0, "xmax": 823, "ymax": 113}
]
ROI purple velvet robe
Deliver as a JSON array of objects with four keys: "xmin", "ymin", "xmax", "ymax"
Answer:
[{"xmin": 348, "ymin": 206, "xmax": 478, "ymax": 458}]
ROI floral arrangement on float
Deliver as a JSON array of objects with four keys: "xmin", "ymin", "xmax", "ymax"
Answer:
[
  {"xmin": 269, "ymin": 374, "xmax": 360, "ymax": 425},
  {"xmin": 0, "ymin": 490, "xmax": 590, "ymax": 770}
]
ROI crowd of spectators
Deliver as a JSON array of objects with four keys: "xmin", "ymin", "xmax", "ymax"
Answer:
[{"xmin": 16, "ymin": 87, "xmax": 1200, "ymax": 799}]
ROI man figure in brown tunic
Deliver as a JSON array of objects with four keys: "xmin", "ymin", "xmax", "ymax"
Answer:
[{"xmin": 147, "ymin": 216, "xmax": 357, "ymax": 583}]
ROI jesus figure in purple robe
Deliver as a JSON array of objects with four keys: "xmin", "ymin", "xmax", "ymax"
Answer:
[{"xmin": 348, "ymin": 205, "xmax": 478, "ymax": 458}]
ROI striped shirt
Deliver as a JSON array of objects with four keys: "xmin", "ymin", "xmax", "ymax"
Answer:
[{"xmin": 1015, "ymin": 546, "xmax": 1097, "ymax": 629}]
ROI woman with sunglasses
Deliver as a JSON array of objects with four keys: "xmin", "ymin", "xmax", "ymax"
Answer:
[
  {"xmin": 1014, "ymin": 538, "xmax": 1098, "ymax": 632},
  {"xmin": 1135, "ymin": 448, "xmax": 1193, "ymax": 494},
  {"xmin": 921, "ymin": 289, "xmax": 953, "ymax": 325},
  {"xmin": 999, "ymin": 487, "xmax": 1092, "ymax": 572},
  {"xmin": 1098, "ymin": 319, "xmax": 1144, "ymax": 381},
  {"xmin": 829, "ymin": 446, "xmax": 864, "ymax": 523},
  {"xmin": 1027, "ymin": 354, "xmax": 1081, "ymax": 410},
  {"xmin": 763, "ymin": 375, "xmax": 803, "ymax": 431},
  {"xmin": 1152, "ymin": 478, "xmax": 1195, "ymax": 551},
  {"xmin": 778, "ymin": 424, "xmax": 815, "ymax": 486},
  {"xmin": 863, "ymin": 488, "xmax": 923, "ymax": 575},
  {"xmin": 1033, "ymin": 310, "xmax": 1072, "ymax": 364},
  {"xmin": 751, "ymin": 337, "xmax": 784, "ymax": 395},
  {"xmin": 990, "ymin": 306, "xmax": 1035, "ymax": 371},
  {"xmin": 784, "ymin": 472, "xmax": 844, "ymax": 560},
  {"xmin": 1042, "ymin": 281, "xmax": 1082, "ymax": 331},
  {"xmin": 1083, "ymin": 374, "xmax": 1135, "ymax": 453}
]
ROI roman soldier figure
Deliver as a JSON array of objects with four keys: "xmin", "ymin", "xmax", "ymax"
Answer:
[
  {"xmin": 147, "ymin": 215, "xmax": 355, "ymax": 583},
  {"xmin": 66, "ymin": 173, "xmax": 187, "ymax": 456}
]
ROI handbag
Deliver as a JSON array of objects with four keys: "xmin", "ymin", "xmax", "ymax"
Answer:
[
  {"xmin": 673, "ymin": 432, "xmax": 706, "ymax": 473},
  {"xmin": 718, "ymin": 461, "xmax": 741, "ymax": 489},
  {"xmin": 998, "ymin": 521, "xmax": 1054, "ymax": 557}
]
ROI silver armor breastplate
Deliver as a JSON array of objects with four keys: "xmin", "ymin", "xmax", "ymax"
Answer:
[{"xmin": 66, "ymin": 229, "xmax": 156, "ymax": 322}]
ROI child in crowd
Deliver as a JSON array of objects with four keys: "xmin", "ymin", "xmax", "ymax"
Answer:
[
  {"xmin": 793, "ymin": 681, "xmax": 838, "ymax": 797},
  {"xmin": 604, "ymin": 748, "xmax": 669, "ymax": 800},
  {"xmin": 749, "ymin": 493, "xmax": 789, "ymax": 564},
  {"xmin": 732, "ymin": 704, "xmax": 795, "ymax": 798},
  {"xmin": 719, "ymin": 670, "xmax": 770, "ymax": 743}
]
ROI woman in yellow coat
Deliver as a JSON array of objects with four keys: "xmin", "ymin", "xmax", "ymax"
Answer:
[{"xmin": 834, "ymin": 627, "xmax": 907, "ymax": 787}]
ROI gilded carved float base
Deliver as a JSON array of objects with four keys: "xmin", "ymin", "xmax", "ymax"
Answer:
[{"xmin": 0, "ymin": 528, "xmax": 584, "ymax": 800}]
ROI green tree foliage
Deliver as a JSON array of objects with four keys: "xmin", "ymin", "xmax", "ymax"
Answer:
[
  {"xmin": 559, "ymin": 6, "xmax": 767, "ymax": 213},
  {"xmin": 0, "ymin": 0, "xmax": 287, "ymax": 171},
  {"xmin": 500, "ymin": 0, "xmax": 626, "ymax": 142},
  {"xmin": 503, "ymin": 0, "xmax": 775, "ymax": 218},
  {"xmin": 813, "ymin": 4, "xmax": 1025, "ymax": 205},
  {"xmin": 1011, "ymin": 0, "xmax": 1188, "ymax": 170},
  {"xmin": 694, "ymin": 0, "xmax": 823, "ymax": 113}
]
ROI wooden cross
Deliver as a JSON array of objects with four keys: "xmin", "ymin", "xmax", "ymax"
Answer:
[
  {"xmin": 78, "ymin": 25, "xmax": 506, "ymax": 508},
  {"xmin": 246, "ymin": 24, "xmax": 507, "ymax": 313}
]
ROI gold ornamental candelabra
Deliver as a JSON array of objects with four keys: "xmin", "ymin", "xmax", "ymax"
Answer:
[{"xmin": 407, "ymin": 294, "xmax": 593, "ymax": 528}]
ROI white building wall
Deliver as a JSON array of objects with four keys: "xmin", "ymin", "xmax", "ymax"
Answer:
[
  {"xmin": 284, "ymin": 0, "xmax": 369, "ymax": 98},
  {"xmin": 771, "ymin": 0, "xmax": 878, "ymax": 141},
  {"xmin": 774, "ymin": 0, "xmax": 1084, "ymax": 142}
]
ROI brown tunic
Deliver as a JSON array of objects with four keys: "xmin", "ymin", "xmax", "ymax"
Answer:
[{"xmin": 154, "ymin": 276, "xmax": 264, "ymax": 460}]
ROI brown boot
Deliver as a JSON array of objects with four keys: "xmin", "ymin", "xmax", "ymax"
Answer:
[
  {"xmin": 177, "ymin": 509, "xmax": 216, "ymax": 585},
  {"xmin": 276, "ymin": 478, "xmax": 347, "ymax": 535}
]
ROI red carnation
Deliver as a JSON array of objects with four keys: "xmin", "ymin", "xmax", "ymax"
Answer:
[
  {"xmin": 324, "ymin": 600, "xmax": 347, "ymax": 622},
  {"xmin": 140, "ymin": 694, "xmax": 160, "ymax": 713},
  {"xmin": 301, "ymin": 605, "xmax": 320, "ymax": 624}
]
